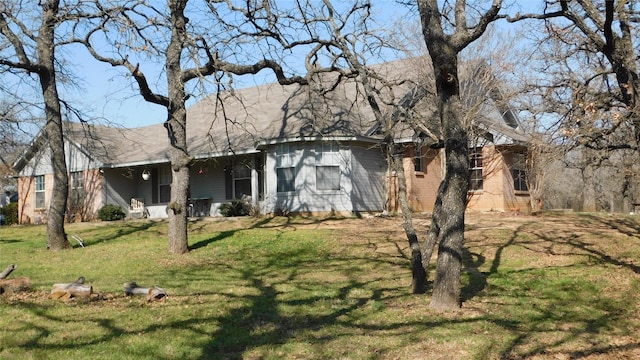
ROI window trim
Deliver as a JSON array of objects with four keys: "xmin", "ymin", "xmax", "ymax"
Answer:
[
  {"xmin": 512, "ymin": 153, "xmax": 529, "ymax": 192},
  {"xmin": 69, "ymin": 171, "xmax": 85, "ymax": 207},
  {"xmin": 468, "ymin": 148, "xmax": 483, "ymax": 192},
  {"xmin": 35, "ymin": 175, "xmax": 45, "ymax": 209},
  {"xmin": 276, "ymin": 144, "xmax": 296, "ymax": 193},
  {"xmin": 315, "ymin": 142, "xmax": 341, "ymax": 191},
  {"xmin": 413, "ymin": 146, "xmax": 423, "ymax": 173}
]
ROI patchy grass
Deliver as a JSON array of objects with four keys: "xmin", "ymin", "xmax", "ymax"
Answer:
[{"xmin": 1, "ymin": 213, "xmax": 639, "ymax": 359}]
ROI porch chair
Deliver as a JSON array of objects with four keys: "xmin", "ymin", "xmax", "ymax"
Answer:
[{"xmin": 129, "ymin": 198, "xmax": 147, "ymax": 219}]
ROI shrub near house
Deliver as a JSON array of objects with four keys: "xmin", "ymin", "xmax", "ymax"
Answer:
[
  {"xmin": 0, "ymin": 203, "xmax": 18, "ymax": 225},
  {"xmin": 97, "ymin": 204, "xmax": 126, "ymax": 221}
]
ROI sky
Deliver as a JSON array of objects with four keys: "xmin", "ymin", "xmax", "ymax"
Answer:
[
  {"xmin": 60, "ymin": 1, "xmax": 538, "ymax": 130},
  {"xmin": 66, "ymin": 1, "xmax": 414, "ymax": 129}
]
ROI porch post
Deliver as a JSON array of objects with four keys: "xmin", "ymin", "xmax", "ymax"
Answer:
[{"xmin": 251, "ymin": 157, "xmax": 259, "ymax": 206}]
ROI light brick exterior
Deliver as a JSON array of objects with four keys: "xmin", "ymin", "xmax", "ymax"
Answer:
[{"xmin": 392, "ymin": 144, "xmax": 530, "ymax": 214}]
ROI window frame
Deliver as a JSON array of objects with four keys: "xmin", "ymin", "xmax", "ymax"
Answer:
[
  {"xmin": 468, "ymin": 148, "xmax": 483, "ymax": 191},
  {"xmin": 35, "ymin": 175, "xmax": 45, "ymax": 209},
  {"xmin": 315, "ymin": 142, "xmax": 341, "ymax": 191},
  {"xmin": 70, "ymin": 171, "xmax": 84, "ymax": 204},
  {"xmin": 413, "ymin": 146, "xmax": 423, "ymax": 173},
  {"xmin": 232, "ymin": 161, "xmax": 252, "ymax": 199},
  {"xmin": 276, "ymin": 144, "xmax": 296, "ymax": 193},
  {"xmin": 151, "ymin": 167, "xmax": 171, "ymax": 204},
  {"xmin": 512, "ymin": 153, "xmax": 529, "ymax": 192}
]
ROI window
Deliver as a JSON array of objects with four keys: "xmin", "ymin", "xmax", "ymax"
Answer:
[
  {"xmin": 70, "ymin": 171, "xmax": 84, "ymax": 204},
  {"xmin": 151, "ymin": 167, "xmax": 171, "ymax": 204},
  {"xmin": 277, "ymin": 167, "xmax": 295, "ymax": 192},
  {"xmin": 276, "ymin": 144, "xmax": 296, "ymax": 192},
  {"xmin": 512, "ymin": 153, "xmax": 528, "ymax": 191},
  {"xmin": 225, "ymin": 157, "xmax": 264, "ymax": 200},
  {"xmin": 469, "ymin": 148, "xmax": 483, "ymax": 191},
  {"xmin": 316, "ymin": 142, "xmax": 340, "ymax": 191},
  {"xmin": 35, "ymin": 175, "xmax": 45, "ymax": 209},
  {"xmin": 159, "ymin": 168, "xmax": 171, "ymax": 203},
  {"xmin": 225, "ymin": 161, "xmax": 251, "ymax": 200},
  {"xmin": 413, "ymin": 146, "xmax": 424, "ymax": 173}
]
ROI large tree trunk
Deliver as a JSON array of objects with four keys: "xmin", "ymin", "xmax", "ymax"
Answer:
[
  {"xmin": 419, "ymin": 0, "xmax": 470, "ymax": 310},
  {"xmin": 165, "ymin": 0, "xmax": 190, "ymax": 254},
  {"xmin": 428, "ymin": 89, "xmax": 469, "ymax": 310},
  {"xmin": 39, "ymin": 0, "xmax": 71, "ymax": 251}
]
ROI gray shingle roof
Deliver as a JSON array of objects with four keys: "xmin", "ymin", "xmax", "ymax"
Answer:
[{"xmin": 15, "ymin": 58, "xmax": 530, "ymax": 171}]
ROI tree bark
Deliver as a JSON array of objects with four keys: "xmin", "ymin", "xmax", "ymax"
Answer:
[
  {"xmin": 389, "ymin": 146, "xmax": 426, "ymax": 294},
  {"xmin": 51, "ymin": 277, "xmax": 92, "ymax": 299},
  {"xmin": 165, "ymin": 0, "xmax": 190, "ymax": 254},
  {"xmin": 123, "ymin": 282, "xmax": 167, "ymax": 301},
  {"xmin": 39, "ymin": 0, "xmax": 71, "ymax": 251},
  {"xmin": 418, "ymin": 0, "xmax": 477, "ymax": 310}
]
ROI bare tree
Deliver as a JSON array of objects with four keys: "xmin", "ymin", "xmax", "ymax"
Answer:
[
  {"xmin": 74, "ymin": 0, "xmax": 372, "ymax": 254},
  {"xmin": 506, "ymin": 1, "xmax": 640, "ymax": 212},
  {"xmin": 0, "ymin": 1, "xmax": 73, "ymax": 250},
  {"xmin": 415, "ymin": 0, "xmax": 503, "ymax": 310}
]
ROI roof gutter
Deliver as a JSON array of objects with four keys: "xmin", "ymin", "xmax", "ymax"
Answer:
[{"xmin": 256, "ymin": 135, "xmax": 381, "ymax": 149}]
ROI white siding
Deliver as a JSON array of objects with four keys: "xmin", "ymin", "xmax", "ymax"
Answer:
[
  {"xmin": 19, "ymin": 139, "xmax": 99, "ymax": 176},
  {"xmin": 263, "ymin": 141, "xmax": 385, "ymax": 215},
  {"xmin": 190, "ymin": 159, "xmax": 228, "ymax": 216},
  {"xmin": 350, "ymin": 144, "xmax": 386, "ymax": 212}
]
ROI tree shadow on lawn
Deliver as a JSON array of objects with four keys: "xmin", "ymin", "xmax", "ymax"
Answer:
[
  {"xmin": 188, "ymin": 216, "xmax": 351, "ymax": 251},
  {"xmin": 188, "ymin": 217, "xmax": 276, "ymax": 250},
  {"xmin": 71, "ymin": 221, "xmax": 161, "ymax": 247},
  {"xmin": 8, "ymin": 215, "xmax": 640, "ymax": 359},
  {"xmin": 460, "ymin": 222, "xmax": 526, "ymax": 303},
  {"xmin": 196, "ymin": 253, "xmax": 415, "ymax": 359},
  {"xmin": 189, "ymin": 230, "xmax": 237, "ymax": 251},
  {"xmin": 461, "ymin": 215, "xmax": 640, "ymax": 358}
]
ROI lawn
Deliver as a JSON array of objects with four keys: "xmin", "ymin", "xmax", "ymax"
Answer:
[{"xmin": 0, "ymin": 212, "xmax": 639, "ymax": 359}]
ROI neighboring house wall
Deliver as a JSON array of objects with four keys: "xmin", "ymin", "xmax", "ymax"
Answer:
[
  {"xmin": 67, "ymin": 168, "xmax": 103, "ymax": 222},
  {"xmin": 190, "ymin": 155, "xmax": 261, "ymax": 217},
  {"xmin": 189, "ymin": 158, "xmax": 226, "ymax": 217},
  {"xmin": 103, "ymin": 168, "xmax": 136, "ymax": 216}
]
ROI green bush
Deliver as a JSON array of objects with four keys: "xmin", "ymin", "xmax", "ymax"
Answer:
[
  {"xmin": 0, "ymin": 202, "xmax": 18, "ymax": 225},
  {"xmin": 219, "ymin": 199, "xmax": 250, "ymax": 217},
  {"xmin": 97, "ymin": 204, "xmax": 126, "ymax": 221}
]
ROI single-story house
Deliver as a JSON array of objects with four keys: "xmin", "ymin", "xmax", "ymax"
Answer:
[{"xmin": 13, "ymin": 59, "xmax": 531, "ymax": 223}]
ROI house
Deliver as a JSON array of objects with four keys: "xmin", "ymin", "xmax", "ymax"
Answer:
[{"xmin": 13, "ymin": 59, "xmax": 531, "ymax": 223}]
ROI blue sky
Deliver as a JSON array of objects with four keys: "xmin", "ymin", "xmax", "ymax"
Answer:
[
  {"xmin": 67, "ymin": 1, "xmax": 414, "ymax": 128},
  {"xmin": 64, "ymin": 1, "xmax": 536, "ymax": 129}
]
